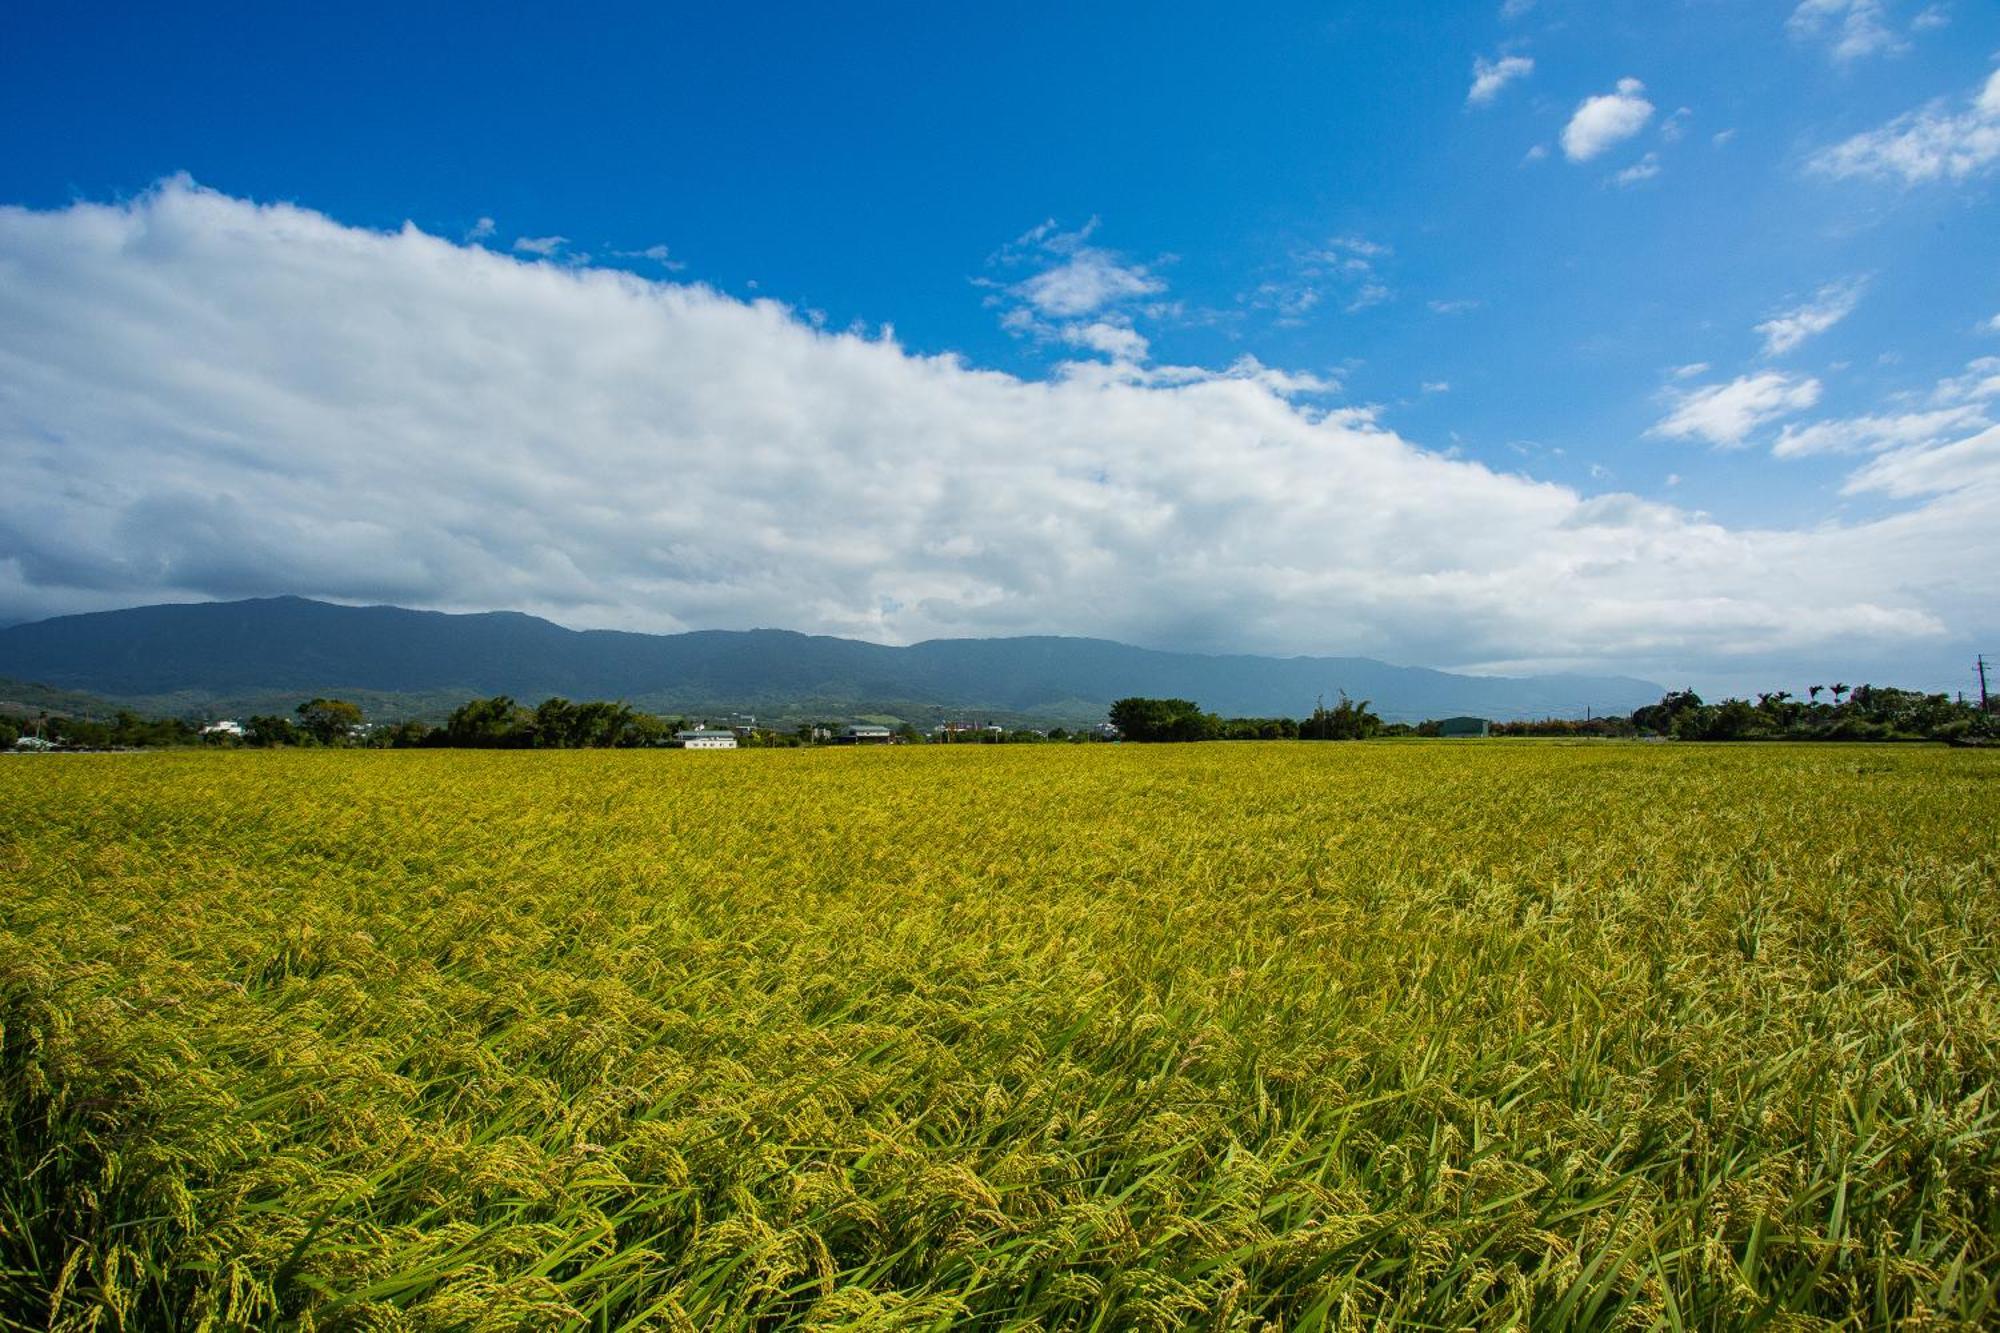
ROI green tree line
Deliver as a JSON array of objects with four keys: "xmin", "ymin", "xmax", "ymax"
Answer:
[{"xmin": 8, "ymin": 680, "xmax": 1993, "ymax": 751}]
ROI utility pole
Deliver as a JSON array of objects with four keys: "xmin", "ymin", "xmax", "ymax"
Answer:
[{"xmin": 1980, "ymin": 654, "xmax": 1991, "ymax": 713}]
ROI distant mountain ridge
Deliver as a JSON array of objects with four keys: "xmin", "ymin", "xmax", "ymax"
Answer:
[{"xmin": 0, "ymin": 597, "xmax": 1663, "ymax": 724}]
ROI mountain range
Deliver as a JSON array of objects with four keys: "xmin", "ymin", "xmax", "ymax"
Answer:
[{"xmin": 0, "ymin": 597, "xmax": 1663, "ymax": 725}]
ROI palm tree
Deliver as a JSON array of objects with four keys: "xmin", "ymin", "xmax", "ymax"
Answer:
[
  {"xmin": 1808, "ymin": 684, "xmax": 1823, "ymax": 704},
  {"xmin": 1832, "ymin": 682, "xmax": 1849, "ymax": 705}
]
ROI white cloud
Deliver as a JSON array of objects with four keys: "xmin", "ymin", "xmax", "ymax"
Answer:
[
  {"xmin": 988, "ymin": 221, "xmax": 1174, "ymax": 359},
  {"xmin": 1982, "ymin": 312, "xmax": 2000, "ymax": 334},
  {"xmin": 1062, "ymin": 320, "xmax": 1149, "ymax": 363},
  {"xmin": 1808, "ymin": 69, "xmax": 2000, "ymax": 184},
  {"xmin": 1933, "ymin": 356, "xmax": 2000, "ymax": 405},
  {"xmin": 1562, "ymin": 79, "xmax": 1656, "ymax": 163},
  {"xmin": 1658, "ymin": 108, "xmax": 1692, "ymax": 142},
  {"xmin": 1652, "ymin": 373, "xmax": 1824, "ymax": 447},
  {"xmin": 1773, "ymin": 404, "xmax": 1988, "ymax": 457},
  {"xmin": 1500, "ymin": 0, "xmax": 1535, "ymax": 18},
  {"xmin": 1712, "ymin": 128, "xmax": 1738, "ymax": 147},
  {"xmin": 1911, "ymin": 5, "xmax": 1949, "ymax": 31},
  {"xmin": 1256, "ymin": 236, "xmax": 1395, "ymax": 321},
  {"xmin": 1017, "ymin": 250, "xmax": 1162, "ymax": 317},
  {"xmin": 1315, "ymin": 234, "xmax": 1389, "ymax": 260},
  {"xmin": 1422, "ymin": 381, "xmax": 1451, "ymax": 394},
  {"xmin": 996, "ymin": 220, "xmax": 1164, "ymax": 318},
  {"xmin": 1671, "ymin": 362, "xmax": 1712, "ymax": 379},
  {"xmin": 0, "ymin": 179, "xmax": 1994, "ymax": 678},
  {"xmin": 1468, "ymin": 55, "xmax": 1535, "ymax": 107},
  {"xmin": 1755, "ymin": 278, "xmax": 1867, "ymax": 356},
  {"xmin": 1346, "ymin": 283, "xmax": 1392, "ymax": 313},
  {"xmin": 1844, "ymin": 424, "xmax": 2000, "ymax": 497},
  {"xmin": 1429, "ymin": 298, "xmax": 1481, "ymax": 315},
  {"xmin": 512, "ymin": 234, "xmax": 567, "ymax": 257},
  {"xmin": 615, "ymin": 243, "xmax": 685, "ymax": 271},
  {"xmin": 1787, "ymin": 0, "xmax": 1909, "ymax": 62},
  {"xmin": 467, "ymin": 217, "xmax": 496, "ymax": 243},
  {"xmin": 1611, "ymin": 153, "xmax": 1663, "ymax": 186}
]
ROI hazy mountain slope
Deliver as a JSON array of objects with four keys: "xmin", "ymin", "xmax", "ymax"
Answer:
[{"xmin": 0, "ymin": 597, "xmax": 1663, "ymax": 722}]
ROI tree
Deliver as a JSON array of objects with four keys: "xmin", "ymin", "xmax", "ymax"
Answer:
[
  {"xmin": 1632, "ymin": 690, "xmax": 1704, "ymax": 735},
  {"xmin": 442, "ymin": 696, "xmax": 533, "ymax": 747},
  {"xmin": 1107, "ymin": 697, "xmax": 1221, "ymax": 742},
  {"xmin": 376, "ymin": 720, "xmax": 433, "ymax": 748},
  {"xmin": 246, "ymin": 714, "xmax": 301, "ymax": 746},
  {"xmin": 1299, "ymin": 692, "xmax": 1381, "ymax": 740},
  {"xmin": 296, "ymin": 698, "xmax": 364, "ymax": 745},
  {"xmin": 532, "ymin": 697, "xmax": 580, "ymax": 747}
]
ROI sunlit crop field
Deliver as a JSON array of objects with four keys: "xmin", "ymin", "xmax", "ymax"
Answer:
[{"xmin": 4, "ymin": 744, "xmax": 1999, "ymax": 1330}]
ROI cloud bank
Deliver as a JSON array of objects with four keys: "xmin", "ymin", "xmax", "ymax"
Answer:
[{"xmin": 0, "ymin": 180, "xmax": 1995, "ymax": 681}]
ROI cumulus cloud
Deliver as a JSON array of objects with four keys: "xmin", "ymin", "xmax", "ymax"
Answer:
[
  {"xmin": 0, "ymin": 179, "xmax": 1994, "ymax": 678},
  {"xmin": 1787, "ymin": 0, "xmax": 1908, "ymax": 62},
  {"xmin": 1562, "ymin": 79, "xmax": 1656, "ymax": 163},
  {"xmin": 512, "ymin": 234, "xmax": 568, "ymax": 256},
  {"xmin": 1809, "ymin": 68, "xmax": 2000, "ymax": 184},
  {"xmin": 1652, "ymin": 373, "xmax": 1823, "ymax": 447},
  {"xmin": 1468, "ymin": 55, "xmax": 1534, "ymax": 108},
  {"xmin": 1755, "ymin": 278, "xmax": 1867, "ymax": 356}
]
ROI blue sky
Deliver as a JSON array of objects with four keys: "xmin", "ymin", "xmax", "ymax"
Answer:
[{"xmin": 2, "ymin": 2, "xmax": 1997, "ymax": 695}]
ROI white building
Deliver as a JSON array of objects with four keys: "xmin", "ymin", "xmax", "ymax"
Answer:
[
  {"xmin": 837, "ymin": 724, "xmax": 894, "ymax": 745},
  {"xmin": 202, "ymin": 720, "xmax": 245, "ymax": 738},
  {"xmin": 674, "ymin": 729, "xmax": 738, "ymax": 749}
]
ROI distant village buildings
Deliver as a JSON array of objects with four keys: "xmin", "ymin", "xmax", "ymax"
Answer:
[{"xmin": 673, "ymin": 728, "xmax": 739, "ymax": 749}]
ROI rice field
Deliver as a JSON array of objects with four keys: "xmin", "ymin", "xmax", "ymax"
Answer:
[{"xmin": 3, "ymin": 742, "xmax": 1999, "ymax": 1330}]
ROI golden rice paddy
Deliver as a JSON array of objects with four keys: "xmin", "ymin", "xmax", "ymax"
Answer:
[{"xmin": 4, "ymin": 742, "xmax": 1999, "ymax": 1329}]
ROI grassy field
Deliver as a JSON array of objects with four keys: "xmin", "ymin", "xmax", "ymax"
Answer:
[{"xmin": 3, "ymin": 743, "xmax": 1999, "ymax": 1330}]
